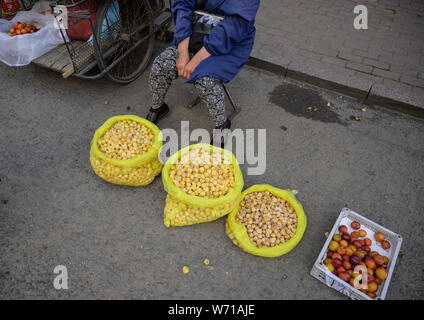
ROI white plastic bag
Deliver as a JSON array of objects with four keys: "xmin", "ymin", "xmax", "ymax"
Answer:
[
  {"xmin": 30, "ymin": 1, "xmax": 51, "ymax": 14},
  {"xmin": 0, "ymin": 11, "xmax": 66, "ymax": 66}
]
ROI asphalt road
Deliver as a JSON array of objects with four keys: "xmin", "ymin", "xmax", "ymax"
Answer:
[{"xmin": 0, "ymin": 43, "xmax": 423, "ymax": 299}]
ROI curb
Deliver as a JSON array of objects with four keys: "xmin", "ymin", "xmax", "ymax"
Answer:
[
  {"xmin": 246, "ymin": 56, "xmax": 424, "ymax": 119},
  {"xmin": 159, "ymin": 29, "xmax": 424, "ymax": 119}
]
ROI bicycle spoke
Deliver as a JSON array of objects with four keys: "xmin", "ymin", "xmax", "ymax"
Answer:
[{"xmin": 96, "ymin": 0, "xmax": 155, "ymax": 82}]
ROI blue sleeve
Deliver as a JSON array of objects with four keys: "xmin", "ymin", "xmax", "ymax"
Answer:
[
  {"xmin": 203, "ymin": 0, "xmax": 260, "ymax": 55},
  {"xmin": 171, "ymin": 0, "xmax": 196, "ymax": 45}
]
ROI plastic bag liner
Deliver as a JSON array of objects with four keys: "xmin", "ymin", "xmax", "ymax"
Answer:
[
  {"xmin": 162, "ymin": 144, "xmax": 244, "ymax": 227},
  {"xmin": 226, "ymin": 184, "xmax": 307, "ymax": 258},
  {"xmin": 0, "ymin": 11, "xmax": 67, "ymax": 66},
  {"xmin": 90, "ymin": 115, "xmax": 163, "ymax": 186}
]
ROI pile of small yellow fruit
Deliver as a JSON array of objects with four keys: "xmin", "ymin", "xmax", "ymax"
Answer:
[
  {"xmin": 90, "ymin": 119, "xmax": 162, "ymax": 186},
  {"xmin": 163, "ymin": 147, "xmax": 239, "ymax": 227},
  {"xmin": 235, "ymin": 191, "xmax": 298, "ymax": 248},
  {"xmin": 168, "ymin": 148, "xmax": 235, "ymax": 198},
  {"xmin": 97, "ymin": 120, "xmax": 155, "ymax": 160}
]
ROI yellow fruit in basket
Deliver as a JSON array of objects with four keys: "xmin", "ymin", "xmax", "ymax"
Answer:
[
  {"xmin": 326, "ymin": 263, "xmax": 335, "ymax": 272},
  {"xmin": 169, "ymin": 148, "xmax": 235, "ymax": 198},
  {"xmin": 235, "ymin": 191, "xmax": 298, "ymax": 248},
  {"xmin": 163, "ymin": 144, "xmax": 243, "ymax": 228},
  {"xmin": 164, "ymin": 194, "xmax": 236, "ymax": 227},
  {"xmin": 98, "ymin": 119, "xmax": 155, "ymax": 160},
  {"xmin": 90, "ymin": 153, "xmax": 162, "ymax": 186},
  {"xmin": 90, "ymin": 116, "xmax": 162, "ymax": 186}
]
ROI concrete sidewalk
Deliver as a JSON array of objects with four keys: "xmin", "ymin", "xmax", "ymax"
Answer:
[{"xmin": 251, "ymin": 0, "xmax": 424, "ymax": 114}]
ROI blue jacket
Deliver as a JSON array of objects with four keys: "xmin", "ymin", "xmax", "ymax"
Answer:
[{"xmin": 171, "ymin": 0, "xmax": 260, "ymax": 83}]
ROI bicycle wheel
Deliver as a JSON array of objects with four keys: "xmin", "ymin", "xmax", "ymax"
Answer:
[{"xmin": 93, "ymin": 0, "xmax": 155, "ymax": 83}]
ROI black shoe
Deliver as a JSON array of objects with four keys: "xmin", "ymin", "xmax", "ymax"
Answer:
[
  {"xmin": 210, "ymin": 118, "xmax": 232, "ymax": 148},
  {"xmin": 146, "ymin": 103, "xmax": 169, "ymax": 124}
]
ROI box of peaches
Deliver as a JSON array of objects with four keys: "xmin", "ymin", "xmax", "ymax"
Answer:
[
  {"xmin": 8, "ymin": 21, "xmax": 39, "ymax": 36},
  {"xmin": 311, "ymin": 208, "xmax": 402, "ymax": 300}
]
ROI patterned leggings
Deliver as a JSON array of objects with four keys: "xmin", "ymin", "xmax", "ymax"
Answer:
[{"xmin": 149, "ymin": 46, "xmax": 227, "ymax": 127}]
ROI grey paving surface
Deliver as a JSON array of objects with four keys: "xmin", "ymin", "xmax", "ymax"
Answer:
[
  {"xmin": 253, "ymin": 0, "xmax": 424, "ymax": 108},
  {"xmin": 1, "ymin": 44, "xmax": 424, "ymax": 299}
]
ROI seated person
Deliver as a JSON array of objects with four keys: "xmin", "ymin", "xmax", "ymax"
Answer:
[{"xmin": 146, "ymin": 0, "xmax": 260, "ymax": 144}]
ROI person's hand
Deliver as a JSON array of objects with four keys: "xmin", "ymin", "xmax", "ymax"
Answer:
[
  {"xmin": 177, "ymin": 52, "xmax": 190, "ymax": 79},
  {"xmin": 182, "ymin": 47, "xmax": 211, "ymax": 80},
  {"xmin": 177, "ymin": 37, "xmax": 190, "ymax": 78},
  {"xmin": 182, "ymin": 59, "xmax": 198, "ymax": 80}
]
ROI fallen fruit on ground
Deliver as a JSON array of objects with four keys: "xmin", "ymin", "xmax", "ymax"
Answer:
[{"xmin": 182, "ymin": 266, "xmax": 190, "ymax": 274}]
